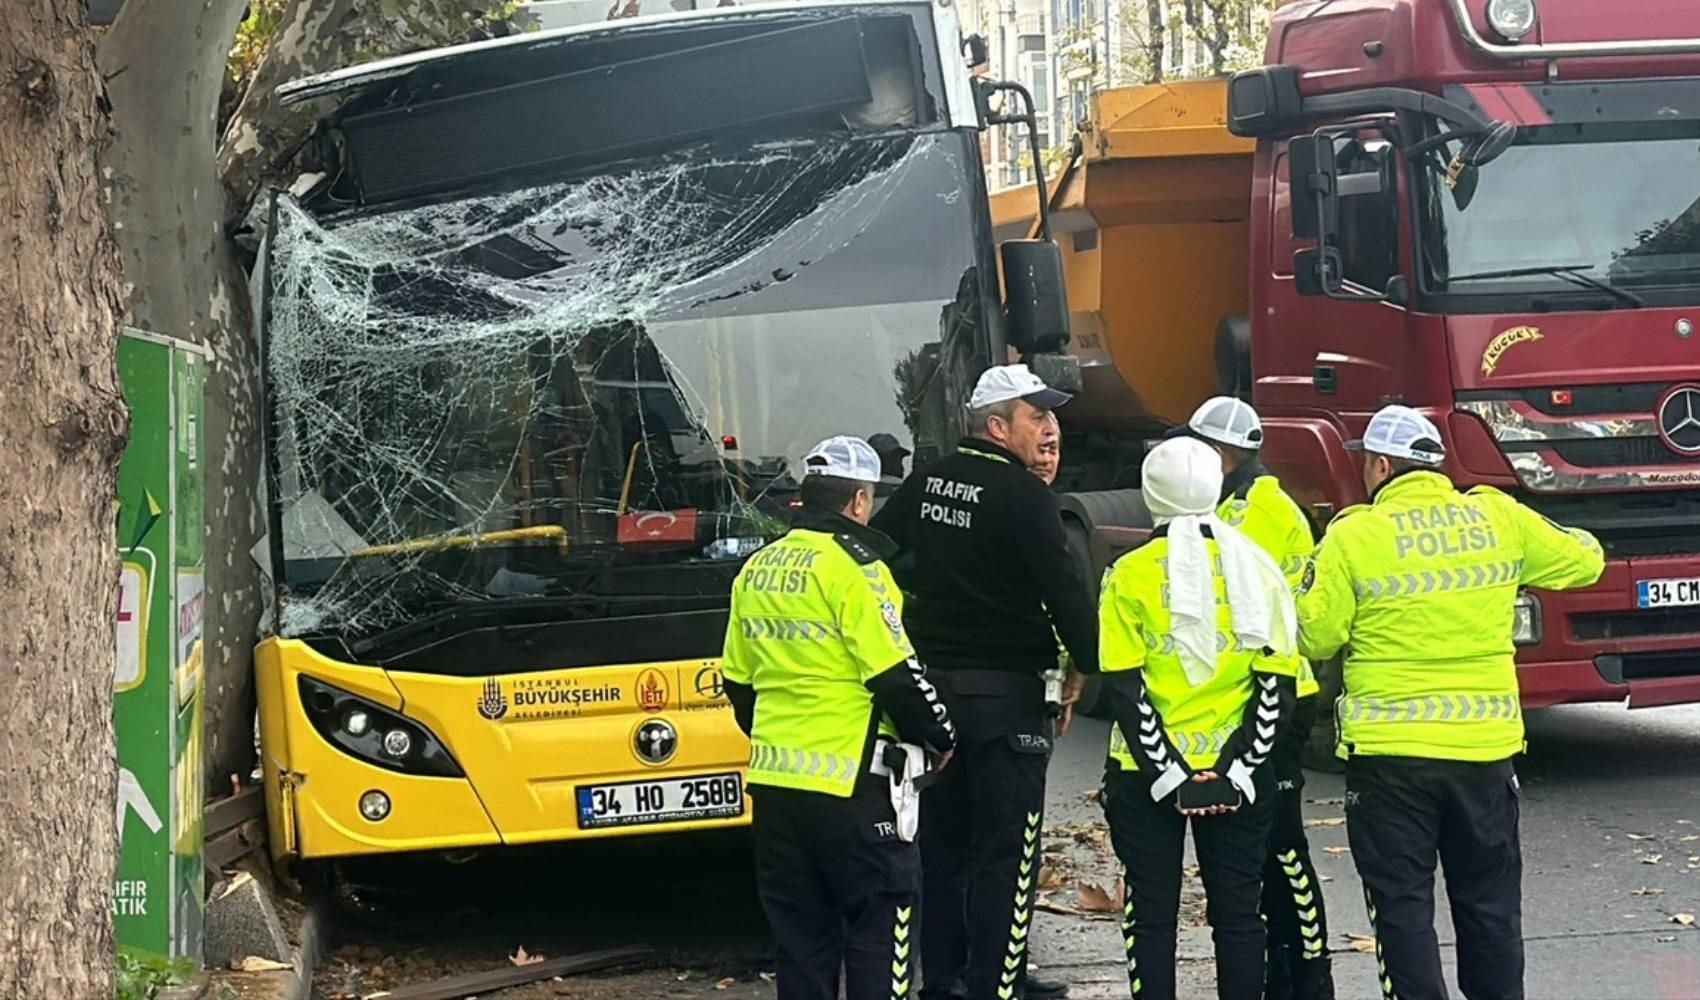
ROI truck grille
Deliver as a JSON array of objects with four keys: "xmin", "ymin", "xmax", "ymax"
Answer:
[
  {"xmin": 1573, "ymin": 608, "xmax": 1700, "ymax": 641},
  {"xmin": 1513, "ymin": 488, "xmax": 1700, "ymax": 557},
  {"xmin": 1548, "ymin": 438, "xmax": 1685, "ymax": 467}
]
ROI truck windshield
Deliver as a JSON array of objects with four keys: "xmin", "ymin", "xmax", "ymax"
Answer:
[
  {"xmin": 1418, "ymin": 119, "xmax": 1700, "ymax": 304},
  {"xmin": 263, "ymin": 130, "xmax": 988, "ymax": 638}
]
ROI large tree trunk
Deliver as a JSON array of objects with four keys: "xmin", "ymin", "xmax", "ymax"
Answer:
[
  {"xmin": 1145, "ymin": 0, "xmax": 1166, "ymax": 83},
  {"xmin": 0, "ymin": 2, "xmax": 130, "ymax": 995},
  {"xmin": 99, "ymin": 0, "xmax": 255, "ymax": 798}
]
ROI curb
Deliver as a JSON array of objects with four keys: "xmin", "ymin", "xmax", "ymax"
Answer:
[{"xmin": 283, "ymin": 896, "xmax": 331, "ymax": 1000}]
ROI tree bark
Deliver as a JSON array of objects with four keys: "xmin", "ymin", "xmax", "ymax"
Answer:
[
  {"xmin": 99, "ymin": 0, "xmax": 255, "ymax": 797},
  {"xmin": 1145, "ymin": 0, "xmax": 1166, "ymax": 83},
  {"xmin": 0, "ymin": 2, "xmax": 130, "ymax": 995}
]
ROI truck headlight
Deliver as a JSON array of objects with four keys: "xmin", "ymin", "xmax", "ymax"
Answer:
[
  {"xmin": 299, "ymin": 675, "xmax": 463, "ymax": 778},
  {"xmin": 1486, "ymin": 0, "xmax": 1537, "ymax": 42},
  {"xmin": 1513, "ymin": 592, "xmax": 1542, "ymax": 646}
]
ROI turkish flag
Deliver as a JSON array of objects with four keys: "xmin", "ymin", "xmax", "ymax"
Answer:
[{"xmin": 617, "ymin": 509, "xmax": 699, "ymax": 547}]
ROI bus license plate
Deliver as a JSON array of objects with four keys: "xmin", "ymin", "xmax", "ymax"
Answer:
[
  {"xmin": 1637, "ymin": 577, "xmax": 1700, "ymax": 609},
  {"xmin": 576, "ymin": 772, "xmax": 744, "ymax": 830}
]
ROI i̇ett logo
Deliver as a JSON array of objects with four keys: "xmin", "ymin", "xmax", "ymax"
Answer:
[
  {"xmin": 1656, "ymin": 384, "xmax": 1700, "ymax": 457},
  {"xmin": 637, "ymin": 668, "xmax": 670, "ymax": 713}
]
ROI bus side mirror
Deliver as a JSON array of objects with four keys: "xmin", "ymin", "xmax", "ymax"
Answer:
[{"xmin": 1002, "ymin": 239, "xmax": 1070, "ymax": 355}]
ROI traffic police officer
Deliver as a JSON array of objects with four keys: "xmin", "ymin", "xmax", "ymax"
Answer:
[
  {"xmin": 874, "ymin": 364, "xmax": 1098, "ymax": 1000},
  {"xmin": 723, "ymin": 435, "xmax": 958, "ymax": 1000},
  {"xmin": 1098, "ymin": 436, "xmax": 1299, "ymax": 1000},
  {"xmin": 1179, "ymin": 397, "xmax": 1334, "ymax": 1000},
  {"xmin": 1298, "ymin": 406, "xmax": 1604, "ymax": 1000}
]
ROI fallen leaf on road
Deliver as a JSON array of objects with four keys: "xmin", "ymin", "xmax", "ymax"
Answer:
[
  {"xmin": 1673, "ymin": 913, "xmax": 1696, "ymax": 926},
  {"xmin": 1077, "ymin": 879, "xmax": 1125, "ymax": 913},
  {"xmin": 232, "ymin": 956, "xmax": 290, "ymax": 972},
  {"xmin": 1320, "ymin": 875, "xmax": 1334, "ymax": 883},
  {"xmin": 1628, "ymin": 834, "xmax": 1656, "ymax": 841},
  {"xmin": 1657, "ymin": 935, "xmax": 1678, "ymax": 943},
  {"xmin": 1681, "ymin": 835, "xmax": 1700, "ymax": 843},
  {"xmin": 1080, "ymin": 789, "xmax": 1102, "ymax": 804},
  {"xmin": 1035, "ymin": 893, "xmax": 1082, "ymax": 917},
  {"xmin": 511, "ymin": 946, "xmax": 544, "ymax": 967},
  {"xmin": 1346, "ymin": 934, "xmax": 1377, "ymax": 954},
  {"xmin": 1323, "ymin": 847, "xmax": 1351, "ymax": 856},
  {"xmin": 1644, "ymin": 854, "xmax": 1665, "ymax": 865},
  {"xmin": 715, "ymin": 977, "xmax": 736, "ymax": 990},
  {"xmin": 1633, "ymin": 887, "xmax": 1666, "ymax": 896},
  {"xmin": 1038, "ymin": 865, "xmax": 1066, "ymax": 891},
  {"xmin": 1305, "ymin": 817, "xmax": 1346, "ymax": 828},
  {"xmin": 1680, "ymin": 820, "xmax": 1694, "ymax": 825},
  {"xmin": 759, "ymin": 972, "xmax": 775, "ymax": 983}
]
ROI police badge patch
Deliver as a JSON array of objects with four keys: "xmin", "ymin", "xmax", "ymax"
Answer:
[
  {"xmin": 1299, "ymin": 559, "xmax": 1317, "ymax": 595},
  {"xmin": 880, "ymin": 600, "xmax": 903, "ymax": 637}
]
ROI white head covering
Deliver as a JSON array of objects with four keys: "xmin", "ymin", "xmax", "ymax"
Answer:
[{"xmin": 1141, "ymin": 438, "xmax": 1296, "ymax": 686}]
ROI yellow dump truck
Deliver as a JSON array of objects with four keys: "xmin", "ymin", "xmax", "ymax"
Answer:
[{"xmin": 990, "ymin": 79, "xmax": 1254, "ymax": 492}]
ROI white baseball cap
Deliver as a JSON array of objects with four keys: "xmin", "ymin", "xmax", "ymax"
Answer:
[
  {"xmin": 968, "ymin": 364, "xmax": 1073, "ymax": 411},
  {"xmin": 1187, "ymin": 396, "xmax": 1264, "ymax": 450},
  {"xmin": 1347, "ymin": 405, "xmax": 1446, "ymax": 466},
  {"xmin": 802, "ymin": 435, "xmax": 883, "ymax": 484}
]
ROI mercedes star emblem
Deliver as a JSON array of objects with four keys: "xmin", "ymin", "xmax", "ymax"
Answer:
[{"xmin": 1656, "ymin": 384, "xmax": 1700, "ymax": 457}]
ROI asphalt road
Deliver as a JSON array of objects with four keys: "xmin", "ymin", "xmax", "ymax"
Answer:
[
  {"xmin": 1035, "ymin": 703, "xmax": 1700, "ymax": 1000},
  {"xmin": 316, "ymin": 702, "xmax": 1700, "ymax": 999}
]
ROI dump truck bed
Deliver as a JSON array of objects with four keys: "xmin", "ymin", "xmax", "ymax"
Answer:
[{"xmin": 990, "ymin": 79, "xmax": 1254, "ymax": 433}]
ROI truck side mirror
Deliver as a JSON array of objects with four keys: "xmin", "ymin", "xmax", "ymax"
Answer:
[
  {"xmin": 1002, "ymin": 239, "xmax": 1070, "ymax": 355},
  {"xmin": 1289, "ymin": 132, "xmax": 1339, "ymax": 241}
]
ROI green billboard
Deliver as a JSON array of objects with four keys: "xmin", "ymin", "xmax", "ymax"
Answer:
[{"xmin": 114, "ymin": 329, "xmax": 207, "ymax": 961}]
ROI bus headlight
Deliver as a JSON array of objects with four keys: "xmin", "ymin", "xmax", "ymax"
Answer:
[
  {"xmin": 299, "ymin": 675, "xmax": 463, "ymax": 778},
  {"xmin": 1486, "ymin": 0, "xmax": 1537, "ymax": 42},
  {"xmin": 359, "ymin": 790, "xmax": 392, "ymax": 822},
  {"xmin": 1513, "ymin": 592, "xmax": 1542, "ymax": 646}
]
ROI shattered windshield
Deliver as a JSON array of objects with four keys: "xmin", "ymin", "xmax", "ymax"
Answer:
[{"xmin": 265, "ymin": 130, "xmax": 988, "ymax": 637}]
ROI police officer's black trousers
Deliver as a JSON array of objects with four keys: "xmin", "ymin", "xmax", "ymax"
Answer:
[
  {"xmin": 1263, "ymin": 698, "xmax": 1334, "ymax": 1000},
  {"xmin": 751, "ymin": 783, "xmax": 919, "ymax": 1000},
  {"xmin": 1103, "ymin": 767, "xmax": 1275, "ymax": 1000},
  {"xmin": 1345, "ymin": 755, "xmax": 1523, "ymax": 1000},
  {"xmin": 918, "ymin": 670, "xmax": 1051, "ymax": 1000}
]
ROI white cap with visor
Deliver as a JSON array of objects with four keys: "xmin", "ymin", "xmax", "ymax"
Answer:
[
  {"xmin": 802, "ymin": 435, "xmax": 883, "ymax": 484},
  {"xmin": 1347, "ymin": 405, "xmax": 1447, "ymax": 466}
]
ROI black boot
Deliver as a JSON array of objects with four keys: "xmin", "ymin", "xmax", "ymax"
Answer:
[{"xmin": 1020, "ymin": 972, "xmax": 1070, "ymax": 999}]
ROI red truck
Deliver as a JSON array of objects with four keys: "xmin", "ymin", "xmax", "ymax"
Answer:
[
  {"xmin": 1231, "ymin": 0, "xmax": 1700, "ymax": 711},
  {"xmin": 1002, "ymin": 0, "xmax": 1700, "ymax": 718}
]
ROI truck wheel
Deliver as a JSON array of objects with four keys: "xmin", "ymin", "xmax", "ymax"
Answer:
[{"xmin": 1214, "ymin": 315, "xmax": 1252, "ymax": 401}]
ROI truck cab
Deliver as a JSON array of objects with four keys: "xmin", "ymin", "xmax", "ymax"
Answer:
[{"xmin": 1234, "ymin": 0, "xmax": 1700, "ymax": 708}]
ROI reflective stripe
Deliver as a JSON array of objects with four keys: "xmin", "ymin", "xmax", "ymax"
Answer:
[
  {"xmin": 1339, "ymin": 694, "xmax": 1520, "ymax": 723},
  {"xmin": 738, "ymin": 617, "xmax": 839, "ymax": 641},
  {"xmin": 1352, "ymin": 561, "xmax": 1523, "ymax": 600},
  {"xmin": 1121, "ymin": 887, "xmax": 1142, "ymax": 997},
  {"xmin": 1109, "ymin": 722, "xmax": 1232, "ymax": 761},
  {"xmin": 890, "ymin": 904, "xmax": 913, "ymax": 1000},
  {"xmin": 1363, "ymin": 887, "xmax": 1397, "ymax": 1000},
  {"xmin": 995, "ymin": 811, "xmax": 1042, "ymax": 999},
  {"xmin": 1278, "ymin": 849, "xmax": 1326, "ymax": 960},
  {"xmin": 1142, "ymin": 631, "xmax": 1260, "ymax": 656},
  {"xmin": 747, "ymin": 743, "xmax": 859, "ymax": 784},
  {"xmin": 957, "ymin": 445, "xmax": 1013, "ymax": 465}
]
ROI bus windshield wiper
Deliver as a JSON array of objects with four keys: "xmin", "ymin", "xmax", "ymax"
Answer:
[{"xmin": 1448, "ymin": 264, "xmax": 1643, "ymax": 307}]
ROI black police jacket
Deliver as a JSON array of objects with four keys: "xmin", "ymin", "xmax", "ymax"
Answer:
[{"xmin": 872, "ymin": 438, "xmax": 1098, "ymax": 676}]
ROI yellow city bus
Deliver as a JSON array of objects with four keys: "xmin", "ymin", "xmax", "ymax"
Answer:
[{"xmin": 251, "ymin": 0, "xmax": 1039, "ymax": 868}]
